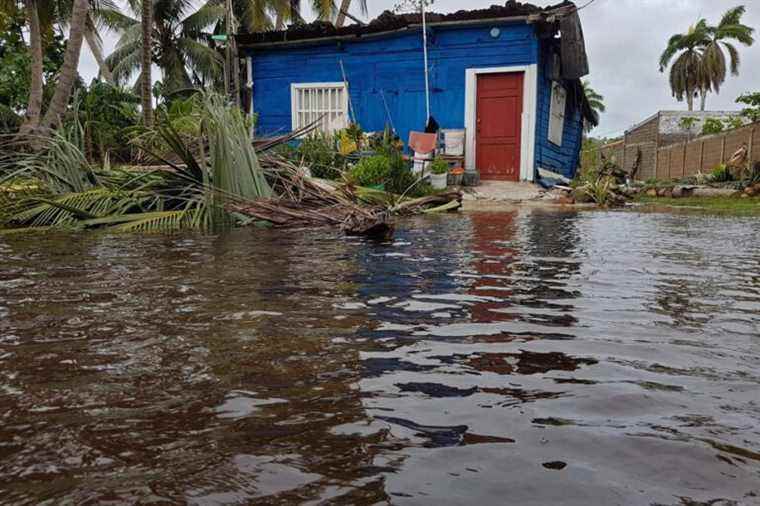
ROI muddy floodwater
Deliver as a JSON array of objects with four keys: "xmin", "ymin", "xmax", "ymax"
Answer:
[{"xmin": 1, "ymin": 209, "xmax": 760, "ymax": 505}]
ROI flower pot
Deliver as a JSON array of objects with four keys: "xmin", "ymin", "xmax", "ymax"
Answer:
[{"xmin": 430, "ymin": 172, "xmax": 448, "ymax": 190}]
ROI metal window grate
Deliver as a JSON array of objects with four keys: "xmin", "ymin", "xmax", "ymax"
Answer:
[{"xmin": 291, "ymin": 83, "xmax": 349, "ymax": 134}]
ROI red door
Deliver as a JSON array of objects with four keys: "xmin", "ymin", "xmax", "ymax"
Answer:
[{"xmin": 476, "ymin": 73, "xmax": 524, "ymax": 181}]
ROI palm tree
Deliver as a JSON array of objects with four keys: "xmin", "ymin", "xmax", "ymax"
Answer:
[
  {"xmin": 13, "ymin": 0, "xmax": 114, "ymax": 134},
  {"xmin": 582, "ymin": 80, "xmax": 604, "ymax": 133},
  {"xmin": 85, "ymin": 13, "xmax": 114, "ymax": 83},
  {"xmin": 20, "ymin": 0, "xmax": 45, "ymax": 133},
  {"xmin": 102, "ymin": 0, "xmax": 225, "ymax": 97},
  {"xmin": 41, "ymin": 0, "xmax": 90, "ymax": 129},
  {"xmin": 140, "ymin": 0, "xmax": 152, "ymax": 125},
  {"xmin": 279, "ymin": 0, "xmax": 333, "ymax": 27},
  {"xmin": 335, "ymin": 0, "xmax": 367, "ymax": 28},
  {"xmin": 700, "ymin": 5, "xmax": 755, "ymax": 110},
  {"xmin": 232, "ymin": 0, "xmax": 288, "ymax": 32},
  {"xmin": 659, "ymin": 19, "xmax": 711, "ymax": 111}
]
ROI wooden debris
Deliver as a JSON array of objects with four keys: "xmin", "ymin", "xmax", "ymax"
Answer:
[{"xmin": 229, "ymin": 157, "xmax": 462, "ymax": 238}]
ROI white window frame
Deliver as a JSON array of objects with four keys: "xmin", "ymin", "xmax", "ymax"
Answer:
[
  {"xmin": 290, "ymin": 82, "xmax": 349, "ymax": 135},
  {"xmin": 548, "ymin": 81, "xmax": 567, "ymax": 147}
]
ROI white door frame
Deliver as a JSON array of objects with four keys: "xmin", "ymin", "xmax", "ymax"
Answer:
[{"xmin": 464, "ymin": 64, "xmax": 538, "ymax": 181}]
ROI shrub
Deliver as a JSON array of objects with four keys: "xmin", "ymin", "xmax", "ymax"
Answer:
[
  {"xmin": 297, "ymin": 134, "xmax": 345, "ymax": 179},
  {"xmin": 78, "ymin": 81, "xmax": 140, "ymax": 162},
  {"xmin": 583, "ymin": 176, "xmax": 616, "ymax": 206},
  {"xmin": 702, "ymin": 118, "xmax": 724, "ymax": 135},
  {"xmin": 350, "ymin": 155, "xmax": 392, "ymax": 186},
  {"xmin": 737, "ymin": 92, "xmax": 760, "ymax": 123},
  {"xmin": 711, "ymin": 164, "xmax": 732, "ymax": 182},
  {"xmin": 385, "ymin": 150, "xmax": 422, "ymax": 195}
]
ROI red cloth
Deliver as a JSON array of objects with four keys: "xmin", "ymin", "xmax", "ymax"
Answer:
[{"xmin": 408, "ymin": 131, "xmax": 437, "ymax": 155}]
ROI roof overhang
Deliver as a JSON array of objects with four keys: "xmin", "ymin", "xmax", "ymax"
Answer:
[{"xmin": 238, "ymin": 16, "xmax": 533, "ymax": 50}]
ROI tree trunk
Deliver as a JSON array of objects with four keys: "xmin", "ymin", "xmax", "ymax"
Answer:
[
  {"xmin": 700, "ymin": 90, "xmax": 707, "ymax": 111},
  {"xmin": 336, "ymin": 0, "xmax": 351, "ymax": 27},
  {"xmin": 141, "ymin": 0, "xmax": 154, "ymax": 126},
  {"xmin": 686, "ymin": 89, "xmax": 694, "ymax": 111},
  {"xmin": 289, "ymin": 0, "xmax": 302, "ymax": 24},
  {"xmin": 84, "ymin": 15, "xmax": 114, "ymax": 83},
  {"xmin": 19, "ymin": 0, "xmax": 44, "ymax": 135},
  {"xmin": 40, "ymin": 0, "xmax": 90, "ymax": 130}
]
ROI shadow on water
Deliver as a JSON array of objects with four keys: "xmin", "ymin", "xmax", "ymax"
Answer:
[{"xmin": 0, "ymin": 208, "xmax": 759, "ymax": 505}]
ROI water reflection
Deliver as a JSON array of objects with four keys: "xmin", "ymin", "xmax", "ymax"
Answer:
[{"xmin": 0, "ymin": 209, "xmax": 759, "ymax": 505}]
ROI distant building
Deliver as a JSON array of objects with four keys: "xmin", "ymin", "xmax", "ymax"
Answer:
[
  {"xmin": 237, "ymin": 2, "xmax": 597, "ymax": 182},
  {"xmin": 599, "ymin": 110, "xmax": 746, "ymax": 179},
  {"xmin": 627, "ymin": 110, "xmax": 744, "ymax": 148}
]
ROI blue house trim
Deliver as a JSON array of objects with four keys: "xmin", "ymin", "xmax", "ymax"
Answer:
[{"xmin": 243, "ymin": 18, "xmax": 587, "ymax": 181}]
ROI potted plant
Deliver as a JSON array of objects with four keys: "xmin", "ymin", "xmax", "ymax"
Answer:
[{"xmin": 429, "ymin": 158, "xmax": 449, "ymax": 190}]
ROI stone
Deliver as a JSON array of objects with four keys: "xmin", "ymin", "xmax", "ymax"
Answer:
[
  {"xmin": 555, "ymin": 195, "xmax": 575, "ymax": 205},
  {"xmin": 744, "ymin": 186, "xmax": 757, "ymax": 197},
  {"xmin": 671, "ymin": 186, "xmax": 694, "ymax": 198},
  {"xmin": 691, "ymin": 187, "xmax": 739, "ymax": 198},
  {"xmin": 646, "ymin": 188, "xmax": 658, "ymax": 197},
  {"xmin": 657, "ymin": 187, "xmax": 673, "ymax": 198}
]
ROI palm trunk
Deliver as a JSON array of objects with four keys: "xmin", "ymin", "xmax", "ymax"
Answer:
[
  {"xmin": 40, "ymin": 0, "xmax": 90, "ymax": 130},
  {"xmin": 686, "ymin": 88, "xmax": 694, "ymax": 111},
  {"xmin": 19, "ymin": 0, "xmax": 44, "ymax": 134},
  {"xmin": 699, "ymin": 90, "xmax": 707, "ymax": 111},
  {"xmin": 289, "ymin": 0, "xmax": 302, "ymax": 24},
  {"xmin": 84, "ymin": 15, "xmax": 114, "ymax": 83},
  {"xmin": 336, "ymin": 0, "xmax": 351, "ymax": 27},
  {"xmin": 141, "ymin": 0, "xmax": 154, "ymax": 126}
]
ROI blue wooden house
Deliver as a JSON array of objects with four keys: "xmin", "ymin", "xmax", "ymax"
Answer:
[{"xmin": 237, "ymin": 1, "xmax": 596, "ymax": 182}]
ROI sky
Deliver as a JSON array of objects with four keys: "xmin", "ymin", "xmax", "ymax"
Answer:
[{"xmin": 78, "ymin": 0, "xmax": 760, "ymax": 137}]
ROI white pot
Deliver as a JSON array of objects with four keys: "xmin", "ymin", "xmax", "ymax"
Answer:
[{"xmin": 430, "ymin": 172, "xmax": 448, "ymax": 190}]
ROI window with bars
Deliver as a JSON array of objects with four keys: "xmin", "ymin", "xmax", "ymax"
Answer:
[{"xmin": 291, "ymin": 83, "xmax": 349, "ymax": 134}]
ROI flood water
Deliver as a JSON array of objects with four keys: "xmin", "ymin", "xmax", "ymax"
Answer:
[{"xmin": 1, "ymin": 209, "xmax": 759, "ymax": 505}]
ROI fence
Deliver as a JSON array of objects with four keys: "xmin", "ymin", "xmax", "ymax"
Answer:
[{"xmin": 582, "ymin": 122, "xmax": 760, "ymax": 181}]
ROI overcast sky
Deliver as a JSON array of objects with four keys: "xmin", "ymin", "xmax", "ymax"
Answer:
[{"xmin": 79, "ymin": 0, "xmax": 760, "ymax": 137}]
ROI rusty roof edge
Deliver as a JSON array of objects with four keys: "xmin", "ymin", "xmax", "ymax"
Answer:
[{"xmin": 238, "ymin": 16, "xmax": 536, "ymax": 50}]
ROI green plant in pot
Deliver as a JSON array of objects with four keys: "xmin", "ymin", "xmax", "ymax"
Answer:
[{"xmin": 429, "ymin": 158, "xmax": 449, "ymax": 190}]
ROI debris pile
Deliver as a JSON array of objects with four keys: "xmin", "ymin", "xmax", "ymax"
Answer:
[{"xmin": 230, "ymin": 156, "xmax": 463, "ymax": 238}]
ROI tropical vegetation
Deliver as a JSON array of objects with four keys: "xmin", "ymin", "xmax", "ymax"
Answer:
[
  {"xmin": 581, "ymin": 80, "xmax": 605, "ymax": 132},
  {"xmin": 1, "ymin": 92, "xmax": 270, "ymax": 233},
  {"xmin": 660, "ymin": 5, "xmax": 755, "ymax": 111}
]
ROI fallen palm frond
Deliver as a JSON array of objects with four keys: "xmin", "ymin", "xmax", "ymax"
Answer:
[
  {"xmin": 232, "ymin": 156, "xmax": 393, "ymax": 237},
  {"xmin": 1, "ymin": 92, "xmax": 462, "ymax": 236}
]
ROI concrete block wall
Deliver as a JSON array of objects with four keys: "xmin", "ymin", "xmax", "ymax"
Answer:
[
  {"xmin": 653, "ymin": 122, "xmax": 759, "ymax": 179},
  {"xmin": 585, "ymin": 121, "xmax": 759, "ymax": 181}
]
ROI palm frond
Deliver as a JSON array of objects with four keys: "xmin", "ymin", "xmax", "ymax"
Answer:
[
  {"xmin": 108, "ymin": 40, "xmax": 143, "ymax": 85},
  {"xmin": 176, "ymin": 37, "xmax": 223, "ymax": 82},
  {"xmin": 9, "ymin": 188, "xmax": 153, "ymax": 227},
  {"xmin": 181, "ymin": 0, "xmax": 225, "ymax": 34},
  {"xmin": 723, "ymin": 42, "xmax": 740, "ymax": 76},
  {"xmin": 96, "ymin": 7, "xmax": 139, "ymax": 31}
]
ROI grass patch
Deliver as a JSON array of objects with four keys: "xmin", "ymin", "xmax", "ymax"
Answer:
[{"xmin": 635, "ymin": 194, "xmax": 760, "ymax": 215}]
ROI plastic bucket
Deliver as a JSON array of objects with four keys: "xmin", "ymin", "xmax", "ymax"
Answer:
[
  {"xmin": 412, "ymin": 151, "xmax": 433, "ymax": 175},
  {"xmin": 442, "ymin": 130, "xmax": 465, "ymax": 156},
  {"xmin": 430, "ymin": 172, "xmax": 448, "ymax": 190}
]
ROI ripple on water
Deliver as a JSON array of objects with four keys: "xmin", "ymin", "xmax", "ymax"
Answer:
[{"xmin": 0, "ymin": 211, "xmax": 759, "ymax": 505}]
